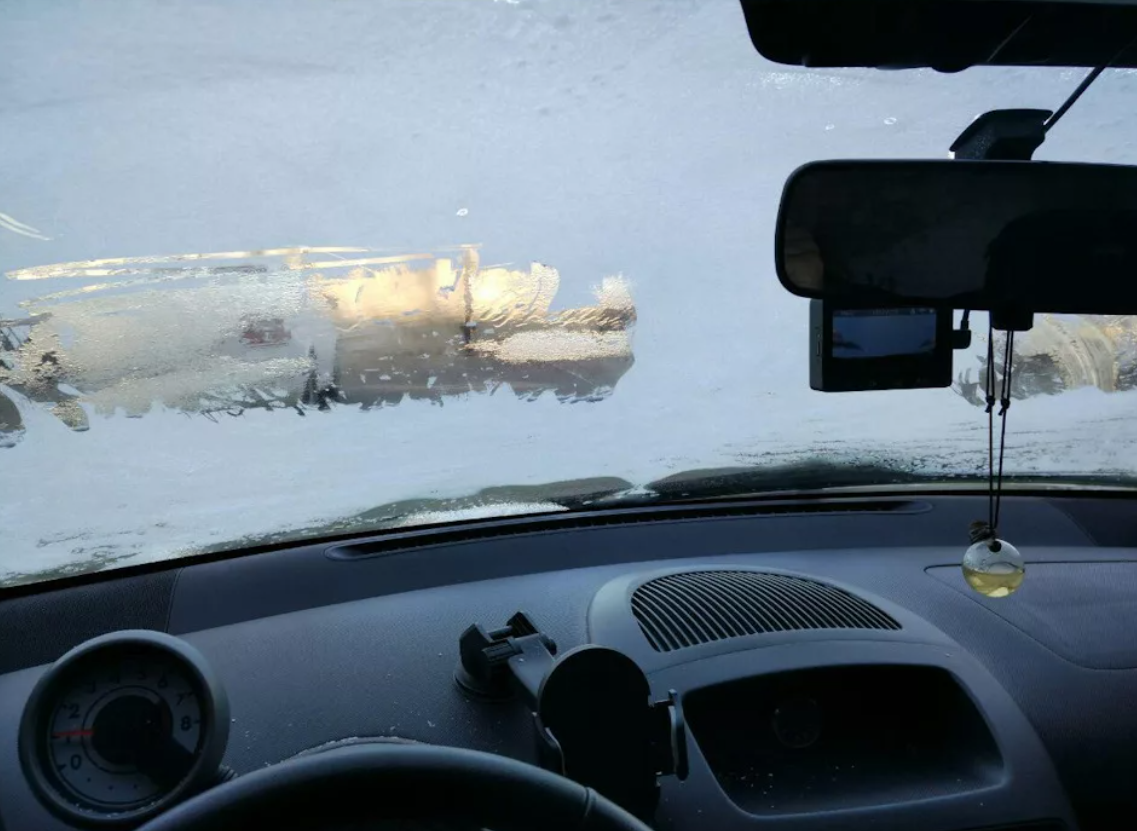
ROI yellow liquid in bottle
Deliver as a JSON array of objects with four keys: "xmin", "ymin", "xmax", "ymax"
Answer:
[{"xmin": 962, "ymin": 561, "xmax": 1025, "ymax": 598}]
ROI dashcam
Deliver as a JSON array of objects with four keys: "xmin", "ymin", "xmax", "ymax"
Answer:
[{"xmin": 809, "ymin": 301, "xmax": 952, "ymax": 392}]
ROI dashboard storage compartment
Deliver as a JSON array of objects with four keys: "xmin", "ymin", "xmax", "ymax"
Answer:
[{"xmin": 684, "ymin": 664, "xmax": 1003, "ymax": 815}]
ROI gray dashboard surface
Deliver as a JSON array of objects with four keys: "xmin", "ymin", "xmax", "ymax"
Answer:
[
  {"xmin": 1, "ymin": 496, "xmax": 1136, "ymax": 830},
  {"xmin": 1, "ymin": 549, "xmax": 1134, "ymax": 830},
  {"xmin": 0, "ymin": 494, "xmax": 1096, "ymax": 677},
  {"xmin": 928, "ymin": 561, "xmax": 1137, "ymax": 669}
]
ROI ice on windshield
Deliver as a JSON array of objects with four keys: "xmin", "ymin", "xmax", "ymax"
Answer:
[
  {"xmin": 3, "ymin": 0, "xmax": 1137, "ymax": 586},
  {"xmin": 1, "ymin": 246, "xmax": 635, "ymax": 421}
]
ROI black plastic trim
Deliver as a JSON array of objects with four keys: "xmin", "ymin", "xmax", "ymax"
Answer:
[
  {"xmin": 651, "ymin": 641, "xmax": 1074, "ymax": 831},
  {"xmin": 325, "ymin": 499, "xmax": 931, "ymax": 561}
]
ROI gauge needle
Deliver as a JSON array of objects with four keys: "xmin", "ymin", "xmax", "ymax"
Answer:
[{"xmin": 53, "ymin": 729, "xmax": 94, "ymax": 738}]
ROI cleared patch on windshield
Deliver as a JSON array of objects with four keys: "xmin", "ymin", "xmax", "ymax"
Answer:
[
  {"xmin": 0, "ymin": 245, "xmax": 636, "ymax": 441},
  {"xmin": 953, "ymin": 314, "xmax": 1137, "ymax": 405}
]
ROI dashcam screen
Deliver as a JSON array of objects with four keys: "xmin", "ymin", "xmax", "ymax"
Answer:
[{"xmin": 832, "ymin": 309, "xmax": 937, "ymax": 359}]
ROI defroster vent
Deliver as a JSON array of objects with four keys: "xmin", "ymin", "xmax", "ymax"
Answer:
[{"xmin": 631, "ymin": 570, "xmax": 901, "ymax": 652}]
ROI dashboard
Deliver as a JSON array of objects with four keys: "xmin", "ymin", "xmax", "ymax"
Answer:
[{"xmin": 1, "ymin": 492, "xmax": 1136, "ymax": 830}]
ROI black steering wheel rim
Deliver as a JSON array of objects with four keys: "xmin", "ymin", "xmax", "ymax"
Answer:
[{"xmin": 137, "ymin": 743, "xmax": 653, "ymax": 831}]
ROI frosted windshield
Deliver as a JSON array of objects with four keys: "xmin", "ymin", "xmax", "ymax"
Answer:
[{"xmin": 3, "ymin": 0, "xmax": 1137, "ymax": 586}]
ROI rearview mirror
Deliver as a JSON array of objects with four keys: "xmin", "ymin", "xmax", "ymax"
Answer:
[
  {"xmin": 776, "ymin": 160, "xmax": 1137, "ymax": 315},
  {"xmin": 741, "ymin": 0, "xmax": 1137, "ymax": 71}
]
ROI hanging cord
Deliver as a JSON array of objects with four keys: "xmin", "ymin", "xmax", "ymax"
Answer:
[
  {"xmin": 984, "ymin": 324, "xmax": 997, "ymax": 532},
  {"xmin": 993, "ymin": 330, "xmax": 1015, "ymax": 537},
  {"xmin": 972, "ymin": 324, "xmax": 1015, "ymax": 547}
]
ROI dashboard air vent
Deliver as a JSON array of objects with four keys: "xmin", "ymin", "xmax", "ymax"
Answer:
[{"xmin": 631, "ymin": 570, "xmax": 900, "ymax": 652}]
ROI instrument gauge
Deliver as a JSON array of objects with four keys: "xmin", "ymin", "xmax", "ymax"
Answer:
[{"xmin": 19, "ymin": 631, "xmax": 229, "ymax": 826}]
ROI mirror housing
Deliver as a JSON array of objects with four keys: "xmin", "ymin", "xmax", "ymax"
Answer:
[
  {"xmin": 776, "ymin": 160, "xmax": 1137, "ymax": 315},
  {"xmin": 741, "ymin": 0, "xmax": 1137, "ymax": 71}
]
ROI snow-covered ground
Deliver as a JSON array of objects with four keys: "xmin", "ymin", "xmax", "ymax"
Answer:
[{"xmin": 4, "ymin": 0, "xmax": 1137, "ymax": 585}]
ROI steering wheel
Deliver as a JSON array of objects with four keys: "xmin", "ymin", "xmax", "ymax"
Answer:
[{"xmin": 137, "ymin": 743, "xmax": 655, "ymax": 831}]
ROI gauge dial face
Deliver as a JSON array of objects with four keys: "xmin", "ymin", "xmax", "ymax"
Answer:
[
  {"xmin": 20, "ymin": 632, "xmax": 228, "ymax": 826},
  {"xmin": 47, "ymin": 652, "xmax": 203, "ymax": 810}
]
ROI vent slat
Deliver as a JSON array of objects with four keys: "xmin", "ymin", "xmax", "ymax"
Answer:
[
  {"xmin": 698, "ymin": 571, "xmax": 796, "ymax": 632},
  {"xmin": 820, "ymin": 585, "xmax": 882, "ymax": 628},
  {"xmin": 632, "ymin": 593, "xmax": 686, "ymax": 651},
  {"xmin": 639, "ymin": 582, "xmax": 707, "ymax": 646},
  {"xmin": 631, "ymin": 570, "xmax": 901, "ymax": 652},
  {"xmin": 740, "ymin": 575, "xmax": 824, "ymax": 630},
  {"xmin": 777, "ymin": 578, "xmax": 848, "ymax": 628},
  {"xmin": 664, "ymin": 575, "xmax": 749, "ymax": 639},
  {"xmin": 685, "ymin": 573, "xmax": 773, "ymax": 636},
  {"xmin": 629, "ymin": 598, "xmax": 675, "ymax": 652},
  {"xmin": 680, "ymin": 573, "xmax": 762, "ymax": 637}
]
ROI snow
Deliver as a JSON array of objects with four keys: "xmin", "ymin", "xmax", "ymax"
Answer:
[{"xmin": 4, "ymin": 0, "xmax": 1137, "ymax": 585}]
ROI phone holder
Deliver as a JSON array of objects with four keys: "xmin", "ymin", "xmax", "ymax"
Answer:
[{"xmin": 456, "ymin": 611, "xmax": 688, "ymax": 821}]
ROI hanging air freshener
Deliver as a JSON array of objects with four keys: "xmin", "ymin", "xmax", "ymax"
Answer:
[
  {"xmin": 962, "ymin": 324, "xmax": 1025, "ymax": 598},
  {"xmin": 963, "ymin": 532, "xmax": 1025, "ymax": 599}
]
